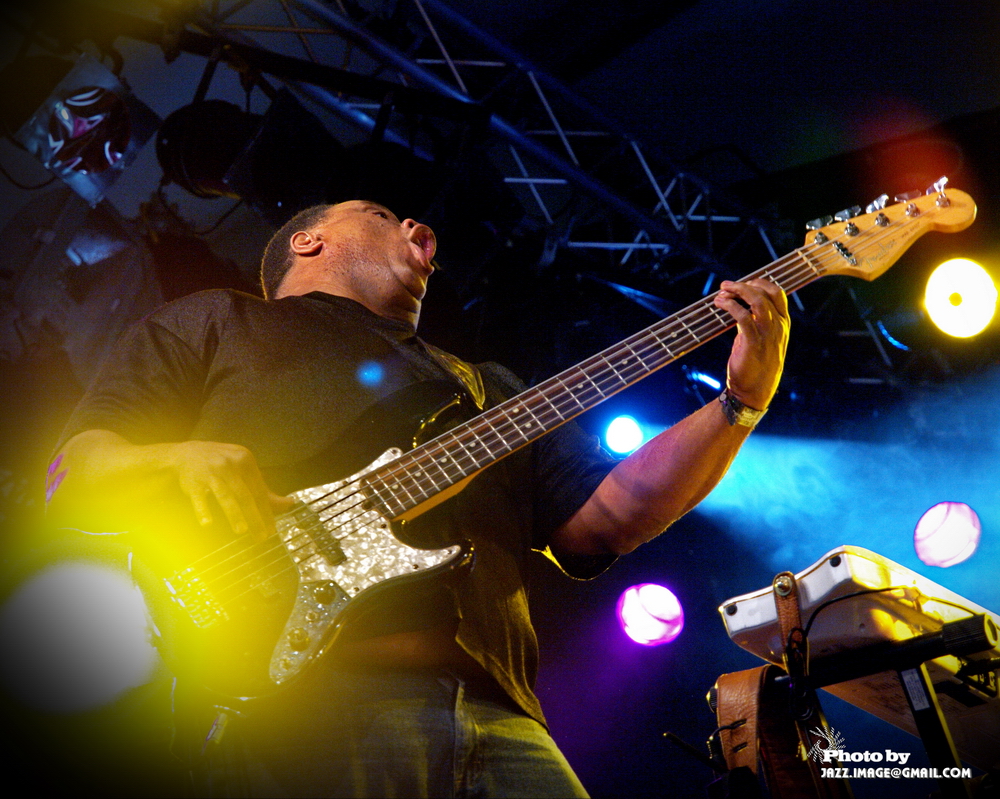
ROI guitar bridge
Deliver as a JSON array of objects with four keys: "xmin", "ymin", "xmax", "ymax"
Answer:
[{"xmin": 164, "ymin": 568, "xmax": 228, "ymax": 629}]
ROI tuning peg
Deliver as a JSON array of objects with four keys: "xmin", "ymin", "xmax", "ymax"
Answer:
[
  {"xmin": 894, "ymin": 190, "xmax": 922, "ymax": 203},
  {"xmin": 926, "ymin": 176, "xmax": 949, "ymax": 195},
  {"xmin": 866, "ymin": 194, "xmax": 889, "ymax": 213},
  {"xmin": 805, "ymin": 215, "xmax": 833, "ymax": 231},
  {"xmin": 833, "ymin": 206, "xmax": 862, "ymax": 222}
]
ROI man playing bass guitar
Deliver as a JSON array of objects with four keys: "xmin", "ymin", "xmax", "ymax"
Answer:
[{"xmin": 46, "ymin": 199, "xmax": 789, "ymax": 797}]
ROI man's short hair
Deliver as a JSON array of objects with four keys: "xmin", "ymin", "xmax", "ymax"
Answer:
[{"xmin": 260, "ymin": 203, "xmax": 333, "ymax": 299}]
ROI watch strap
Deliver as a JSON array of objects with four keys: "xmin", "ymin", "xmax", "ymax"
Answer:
[{"xmin": 719, "ymin": 390, "xmax": 767, "ymax": 428}]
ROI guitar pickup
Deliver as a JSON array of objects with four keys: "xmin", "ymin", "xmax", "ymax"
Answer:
[{"xmin": 278, "ymin": 503, "xmax": 348, "ymax": 582}]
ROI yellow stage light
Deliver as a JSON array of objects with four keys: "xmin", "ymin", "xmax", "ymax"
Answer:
[{"xmin": 924, "ymin": 258, "xmax": 997, "ymax": 338}]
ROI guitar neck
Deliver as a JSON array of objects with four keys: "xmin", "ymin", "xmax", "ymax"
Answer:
[
  {"xmin": 366, "ymin": 184, "xmax": 977, "ymax": 518},
  {"xmin": 368, "ymin": 250, "xmax": 816, "ymax": 518}
]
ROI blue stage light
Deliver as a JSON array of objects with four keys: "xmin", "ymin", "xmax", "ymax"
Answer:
[
  {"xmin": 605, "ymin": 416, "xmax": 644, "ymax": 454},
  {"xmin": 689, "ymin": 371, "xmax": 722, "ymax": 390}
]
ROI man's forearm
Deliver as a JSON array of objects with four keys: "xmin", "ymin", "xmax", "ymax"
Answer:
[
  {"xmin": 45, "ymin": 430, "xmax": 186, "ymax": 531},
  {"xmin": 46, "ymin": 429, "xmax": 288, "ymax": 539},
  {"xmin": 552, "ymin": 399, "xmax": 752, "ymax": 556}
]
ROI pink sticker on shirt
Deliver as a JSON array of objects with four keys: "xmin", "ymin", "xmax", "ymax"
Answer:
[{"xmin": 46, "ymin": 455, "xmax": 68, "ymax": 503}]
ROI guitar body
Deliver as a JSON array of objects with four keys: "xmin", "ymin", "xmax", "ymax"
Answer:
[{"xmin": 134, "ymin": 381, "xmax": 475, "ymax": 701}]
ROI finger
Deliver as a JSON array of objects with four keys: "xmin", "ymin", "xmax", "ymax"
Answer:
[
  {"xmin": 207, "ymin": 472, "xmax": 263, "ymax": 539},
  {"xmin": 719, "ymin": 280, "xmax": 775, "ymax": 315},
  {"xmin": 184, "ymin": 480, "xmax": 215, "ymax": 528},
  {"xmin": 233, "ymin": 457, "xmax": 284, "ymax": 539},
  {"xmin": 714, "ymin": 289, "xmax": 757, "ymax": 332},
  {"xmin": 741, "ymin": 278, "xmax": 790, "ymax": 317},
  {"xmin": 270, "ymin": 493, "xmax": 296, "ymax": 514}
]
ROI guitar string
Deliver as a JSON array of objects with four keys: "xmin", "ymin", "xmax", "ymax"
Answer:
[
  {"xmin": 191, "ymin": 214, "xmax": 912, "ymax": 601},
  {"xmin": 187, "ymin": 208, "xmax": 941, "ymax": 601}
]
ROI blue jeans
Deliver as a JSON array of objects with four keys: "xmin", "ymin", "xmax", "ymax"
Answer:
[{"xmin": 231, "ymin": 669, "xmax": 589, "ymax": 798}]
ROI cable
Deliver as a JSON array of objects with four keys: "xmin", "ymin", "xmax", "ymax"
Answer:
[
  {"xmin": 801, "ymin": 586, "xmax": 906, "ymax": 640},
  {"xmin": 194, "ymin": 198, "xmax": 244, "ymax": 235},
  {"xmin": 155, "ymin": 180, "xmax": 244, "ymax": 236},
  {"xmin": 0, "ymin": 157, "xmax": 56, "ymax": 190}
]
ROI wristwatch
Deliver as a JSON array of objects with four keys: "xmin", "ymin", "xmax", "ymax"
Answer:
[{"xmin": 719, "ymin": 389, "xmax": 767, "ymax": 429}]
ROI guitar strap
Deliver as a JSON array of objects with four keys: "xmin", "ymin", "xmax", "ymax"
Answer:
[
  {"xmin": 420, "ymin": 342, "xmax": 486, "ymax": 410},
  {"xmin": 712, "ymin": 572, "xmax": 852, "ymax": 799}
]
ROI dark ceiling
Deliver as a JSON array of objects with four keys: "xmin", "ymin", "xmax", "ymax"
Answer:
[{"xmin": 1, "ymin": 3, "xmax": 999, "ymax": 797}]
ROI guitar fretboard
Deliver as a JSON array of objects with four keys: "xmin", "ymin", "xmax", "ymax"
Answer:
[{"xmin": 364, "ymin": 248, "xmax": 821, "ymax": 518}]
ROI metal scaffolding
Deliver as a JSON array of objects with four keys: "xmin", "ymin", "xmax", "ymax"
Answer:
[
  {"xmin": 184, "ymin": 0, "xmax": 788, "ymax": 286},
  {"xmin": 5, "ymin": 0, "xmax": 918, "ymax": 397}
]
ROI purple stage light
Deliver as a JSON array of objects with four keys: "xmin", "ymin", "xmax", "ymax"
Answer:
[{"xmin": 617, "ymin": 583, "xmax": 684, "ymax": 646}]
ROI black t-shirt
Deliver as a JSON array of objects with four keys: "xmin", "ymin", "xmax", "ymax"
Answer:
[{"xmin": 59, "ymin": 289, "xmax": 617, "ymax": 724}]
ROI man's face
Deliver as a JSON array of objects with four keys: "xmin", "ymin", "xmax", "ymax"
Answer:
[{"xmin": 311, "ymin": 200, "xmax": 437, "ymax": 326}]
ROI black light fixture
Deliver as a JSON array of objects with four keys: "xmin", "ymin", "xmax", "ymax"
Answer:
[
  {"xmin": 156, "ymin": 90, "xmax": 344, "ymax": 226},
  {"xmin": 155, "ymin": 99, "xmax": 261, "ymax": 200}
]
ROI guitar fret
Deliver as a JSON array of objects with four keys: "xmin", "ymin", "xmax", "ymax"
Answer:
[
  {"xmin": 444, "ymin": 428, "xmax": 480, "ymax": 473},
  {"xmin": 510, "ymin": 397, "xmax": 546, "ymax": 434},
  {"xmin": 379, "ymin": 453, "xmax": 430, "ymax": 508},
  {"xmin": 391, "ymin": 464, "xmax": 427, "ymax": 507},
  {"xmin": 534, "ymin": 389, "xmax": 569, "ymax": 425},
  {"xmin": 402, "ymin": 457, "xmax": 442, "ymax": 498},
  {"xmin": 616, "ymin": 342, "xmax": 650, "ymax": 382},
  {"xmin": 364, "ymin": 472, "xmax": 405, "ymax": 518},
  {"xmin": 595, "ymin": 353, "xmax": 629, "ymax": 391},
  {"xmin": 675, "ymin": 313, "xmax": 697, "ymax": 343},
  {"xmin": 654, "ymin": 328, "xmax": 679, "ymax": 358},
  {"xmin": 438, "ymin": 429, "xmax": 470, "ymax": 475},
  {"xmin": 466, "ymin": 419, "xmax": 501, "ymax": 463},
  {"xmin": 554, "ymin": 374, "xmax": 588, "ymax": 413},
  {"xmin": 424, "ymin": 442, "xmax": 460, "ymax": 485},
  {"xmin": 800, "ymin": 249, "xmax": 823, "ymax": 277},
  {"xmin": 576, "ymin": 368, "xmax": 608, "ymax": 404},
  {"xmin": 487, "ymin": 414, "xmax": 518, "ymax": 452},
  {"xmin": 495, "ymin": 404, "xmax": 533, "ymax": 444}
]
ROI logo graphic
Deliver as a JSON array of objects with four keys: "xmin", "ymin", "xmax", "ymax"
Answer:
[{"xmin": 807, "ymin": 726, "xmax": 847, "ymax": 763}]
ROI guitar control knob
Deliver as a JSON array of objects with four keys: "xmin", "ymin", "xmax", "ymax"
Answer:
[
  {"xmin": 313, "ymin": 581, "xmax": 339, "ymax": 604},
  {"xmin": 288, "ymin": 628, "xmax": 311, "ymax": 651}
]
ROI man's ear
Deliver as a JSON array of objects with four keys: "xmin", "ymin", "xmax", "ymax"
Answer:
[{"xmin": 290, "ymin": 230, "xmax": 323, "ymax": 257}]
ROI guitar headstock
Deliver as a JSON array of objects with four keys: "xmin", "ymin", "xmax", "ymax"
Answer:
[{"xmin": 803, "ymin": 183, "xmax": 977, "ymax": 281}]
